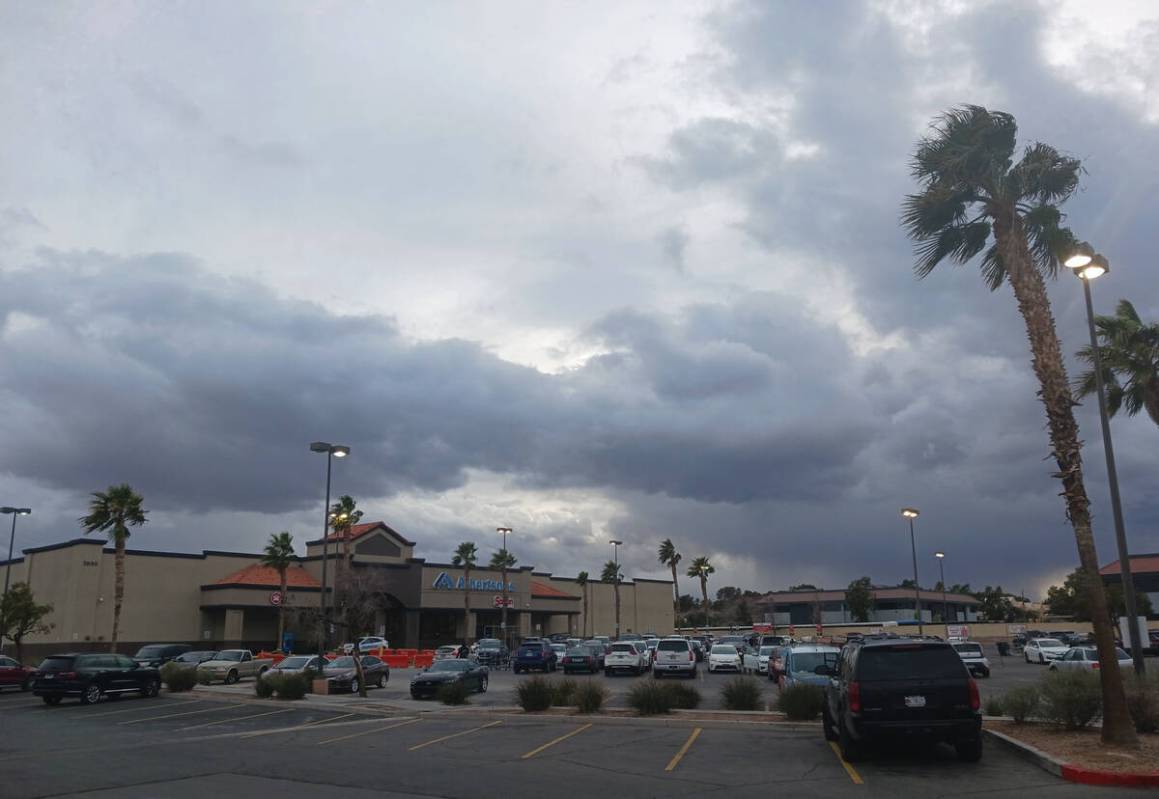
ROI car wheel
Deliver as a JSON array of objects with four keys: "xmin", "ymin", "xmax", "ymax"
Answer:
[
  {"xmin": 955, "ymin": 737, "xmax": 983, "ymax": 762},
  {"xmin": 350, "ymin": 679, "xmax": 360, "ymax": 694},
  {"xmin": 1024, "ymin": 653, "xmax": 1031, "ymax": 663},
  {"xmin": 376, "ymin": 674, "xmax": 385, "ymax": 688},
  {"xmin": 21, "ymin": 676, "xmax": 32, "ymax": 692},
  {"xmin": 479, "ymin": 676, "xmax": 488, "ymax": 693},
  {"xmin": 259, "ymin": 666, "xmax": 269, "ymax": 677},
  {"xmin": 80, "ymin": 682, "xmax": 104, "ymax": 705},
  {"xmin": 141, "ymin": 679, "xmax": 160, "ymax": 698},
  {"xmin": 838, "ymin": 722, "xmax": 861, "ymax": 763},
  {"xmin": 225, "ymin": 670, "xmax": 239, "ymax": 685},
  {"xmin": 605, "ymin": 669, "xmax": 612, "ymax": 677},
  {"xmin": 1039, "ymin": 654, "xmax": 1045, "ymax": 665},
  {"xmin": 822, "ymin": 702, "xmax": 839, "ymax": 742},
  {"xmin": 42, "ymin": 695, "xmax": 62, "ymax": 706}
]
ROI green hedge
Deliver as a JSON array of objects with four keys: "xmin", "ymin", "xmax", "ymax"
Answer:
[
  {"xmin": 721, "ymin": 676, "xmax": 764, "ymax": 711},
  {"xmin": 776, "ymin": 683, "xmax": 824, "ymax": 720},
  {"xmin": 515, "ymin": 676, "xmax": 554, "ymax": 712},
  {"xmin": 159, "ymin": 662, "xmax": 198, "ymax": 693}
]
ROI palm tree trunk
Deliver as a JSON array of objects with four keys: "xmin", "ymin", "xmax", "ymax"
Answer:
[
  {"xmin": 670, "ymin": 563, "xmax": 680, "ymax": 629},
  {"xmin": 111, "ymin": 531, "xmax": 126, "ymax": 651},
  {"xmin": 996, "ymin": 218, "xmax": 1137, "ymax": 746},
  {"xmin": 582, "ymin": 587, "xmax": 588, "ymax": 638},
  {"xmin": 464, "ymin": 565, "xmax": 471, "ymax": 643},
  {"xmin": 277, "ymin": 569, "xmax": 287, "ymax": 650},
  {"xmin": 613, "ymin": 579, "xmax": 621, "ymax": 638},
  {"xmin": 700, "ymin": 577, "xmax": 709, "ymax": 630}
]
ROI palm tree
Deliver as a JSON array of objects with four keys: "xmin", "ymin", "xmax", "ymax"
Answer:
[
  {"xmin": 261, "ymin": 532, "xmax": 296, "ymax": 650},
  {"xmin": 1076, "ymin": 299, "xmax": 1159, "ymax": 428},
  {"xmin": 657, "ymin": 539, "xmax": 682, "ymax": 630},
  {"xmin": 686, "ymin": 556, "xmax": 714, "ymax": 631},
  {"xmin": 489, "ymin": 548, "xmax": 517, "ymax": 641},
  {"xmin": 576, "ymin": 571, "xmax": 589, "ymax": 638},
  {"xmin": 902, "ymin": 105, "xmax": 1134, "ymax": 745},
  {"xmin": 452, "ymin": 542, "xmax": 478, "ymax": 643},
  {"xmin": 328, "ymin": 495, "xmax": 363, "ymax": 594},
  {"xmin": 79, "ymin": 484, "xmax": 147, "ymax": 651},
  {"xmin": 601, "ymin": 560, "xmax": 622, "ymax": 639}
]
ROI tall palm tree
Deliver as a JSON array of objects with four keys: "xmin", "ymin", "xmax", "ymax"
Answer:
[
  {"xmin": 328, "ymin": 495, "xmax": 363, "ymax": 594},
  {"xmin": 261, "ymin": 531, "xmax": 296, "ymax": 650},
  {"xmin": 686, "ymin": 556, "xmax": 714, "ymax": 631},
  {"xmin": 1076, "ymin": 299, "xmax": 1159, "ymax": 428},
  {"xmin": 902, "ymin": 105, "xmax": 1134, "ymax": 745},
  {"xmin": 601, "ymin": 560, "xmax": 622, "ymax": 639},
  {"xmin": 489, "ymin": 548, "xmax": 517, "ymax": 641},
  {"xmin": 576, "ymin": 571, "xmax": 589, "ymax": 638},
  {"xmin": 452, "ymin": 542, "xmax": 478, "ymax": 643},
  {"xmin": 657, "ymin": 539, "xmax": 682, "ymax": 629},
  {"xmin": 79, "ymin": 484, "xmax": 147, "ymax": 651}
]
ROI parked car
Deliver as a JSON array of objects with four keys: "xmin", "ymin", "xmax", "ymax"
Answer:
[
  {"xmin": 513, "ymin": 640, "xmax": 557, "ymax": 673},
  {"xmin": 779, "ymin": 645, "xmax": 841, "ymax": 688},
  {"xmin": 474, "ymin": 639, "xmax": 509, "ymax": 666},
  {"xmin": 740, "ymin": 645, "xmax": 762, "ymax": 674},
  {"xmin": 262, "ymin": 654, "xmax": 326, "ymax": 678},
  {"xmin": 689, "ymin": 639, "xmax": 705, "ymax": 662},
  {"xmin": 653, "ymin": 638, "xmax": 697, "ymax": 678},
  {"xmin": 1023, "ymin": 638, "xmax": 1068, "ymax": 664},
  {"xmin": 410, "ymin": 658, "xmax": 489, "ymax": 699},
  {"xmin": 755, "ymin": 645, "xmax": 778, "ymax": 675},
  {"xmin": 823, "ymin": 637, "xmax": 982, "ymax": 763},
  {"xmin": 1049, "ymin": 646, "xmax": 1132, "ymax": 672},
  {"xmin": 605, "ymin": 641, "xmax": 647, "ymax": 676},
  {"xmin": 562, "ymin": 646, "xmax": 599, "ymax": 674},
  {"xmin": 581, "ymin": 640, "xmax": 607, "ymax": 669},
  {"xmin": 952, "ymin": 641, "xmax": 991, "ymax": 678},
  {"xmin": 195, "ymin": 649, "xmax": 272, "ymax": 684},
  {"xmin": 767, "ymin": 646, "xmax": 787, "ymax": 681},
  {"xmin": 645, "ymin": 638, "xmax": 660, "ymax": 662},
  {"xmin": 0, "ymin": 655, "xmax": 35, "ymax": 691},
  {"xmin": 323, "ymin": 655, "xmax": 388, "ymax": 692},
  {"xmin": 434, "ymin": 645, "xmax": 465, "ymax": 660},
  {"xmin": 171, "ymin": 650, "xmax": 218, "ymax": 667},
  {"xmin": 550, "ymin": 643, "xmax": 569, "ymax": 665},
  {"xmin": 708, "ymin": 644, "xmax": 743, "ymax": 673},
  {"xmin": 592, "ymin": 635, "xmax": 612, "ymax": 653},
  {"xmin": 132, "ymin": 643, "xmax": 192, "ymax": 668},
  {"xmin": 760, "ymin": 635, "xmax": 788, "ymax": 648},
  {"xmin": 357, "ymin": 636, "xmax": 390, "ymax": 653},
  {"xmin": 33, "ymin": 653, "xmax": 161, "ymax": 705}
]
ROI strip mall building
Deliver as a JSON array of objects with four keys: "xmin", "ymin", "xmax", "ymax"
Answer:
[{"xmin": 1, "ymin": 521, "xmax": 675, "ymax": 659}]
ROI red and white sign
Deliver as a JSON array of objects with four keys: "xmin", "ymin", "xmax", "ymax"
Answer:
[
  {"xmin": 752, "ymin": 623, "xmax": 772, "ymax": 634},
  {"xmin": 947, "ymin": 624, "xmax": 969, "ymax": 640},
  {"xmin": 493, "ymin": 595, "xmax": 514, "ymax": 608},
  {"xmin": 269, "ymin": 591, "xmax": 283, "ymax": 606}
]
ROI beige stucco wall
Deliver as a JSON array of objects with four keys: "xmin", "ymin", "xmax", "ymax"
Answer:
[{"xmin": 553, "ymin": 578, "xmax": 674, "ymax": 638}]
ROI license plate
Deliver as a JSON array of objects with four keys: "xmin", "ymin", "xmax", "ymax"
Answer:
[
  {"xmin": 904, "ymin": 695, "xmax": 926, "ymax": 708},
  {"xmin": 42, "ymin": 674, "xmax": 54, "ymax": 680}
]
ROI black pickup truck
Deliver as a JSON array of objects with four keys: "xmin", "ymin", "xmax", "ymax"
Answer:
[{"xmin": 822, "ymin": 636, "xmax": 982, "ymax": 762}]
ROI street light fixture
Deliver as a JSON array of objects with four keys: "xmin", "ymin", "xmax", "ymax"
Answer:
[
  {"xmin": 496, "ymin": 527, "xmax": 513, "ymax": 646},
  {"xmin": 310, "ymin": 442, "xmax": 349, "ymax": 662},
  {"xmin": 610, "ymin": 540, "xmax": 623, "ymax": 639},
  {"xmin": 900, "ymin": 508, "xmax": 923, "ymax": 635},
  {"xmin": 1064, "ymin": 245, "xmax": 1144, "ymax": 675},
  {"xmin": 934, "ymin": 552, "xmax": 948, "ymax": 625}
]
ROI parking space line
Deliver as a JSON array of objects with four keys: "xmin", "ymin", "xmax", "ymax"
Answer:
[
  {"xmin": 297, "ymin": 712, "xmax": 356, "ymax": 728},
  {"xmin": 828, "ymin": 741, "xmax": 864, "ymax": 785},
  {"xmin": 520, "ymin": 722, "xmax": 592, "ymax": 759},
  {"xmin": 408, "ymin": 720, "xmax": 502, "ymax": 751},
  {"xmin": 120, "ymin": 703, "xmax": 244, "ymax": 725},
  {"xmin": 179, "ymin": 707, "xmax": 296, "ymax": 731},
  {"xmin": 318, "ymin": 717, "xmax": 420, "ymax": 745},
  {"xmin": 664, "ymin": 727, "xmax": 702, "ymax": 772},
  {"xmin": 84, "ymin": 701, "xmax": 203, "ymax": 719}
]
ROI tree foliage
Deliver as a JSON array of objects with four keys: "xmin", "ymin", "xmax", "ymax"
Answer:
[
  {"xmin": 1046, "ymin": 569, "xmax": 1153, "ymax": 621},
  {"xmin": 0, "ymin": 582, "xmax": 53, "ymax": 662},
  {"xmin": 1075, "ymin": 299, "xmax": 1159, "ymax": 428},
  {"xmin": 79, "ymin": 483, "xmax": 147, "ymax": 650},
  {"xmin": 845, "ymin": 577, "xmax": 874, "ymax": 622}
]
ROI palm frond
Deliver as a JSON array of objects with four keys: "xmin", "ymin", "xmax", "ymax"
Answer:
[
  {"xmin": 911, "ymin": 105, "xmax": 1016, "ymax": 188},
  {"xmin": 1023, "ymin": 209, "xmax": 1076, "ymax": 279},
  {"xmin": 980, "ymin": 243, "xmax": 1007, "ymax": 291},
  {"xmin": 1009, "ymin": 142, "xmax": 1082, "ymax": 203},
  {"xmin": 913, "ymin": 220, "xmax": 991, "ymax": 278}
]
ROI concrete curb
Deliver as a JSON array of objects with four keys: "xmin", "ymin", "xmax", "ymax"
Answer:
[{"xmin": 984, "ymin": 728, "xmax": 1159, "ymax": 787}]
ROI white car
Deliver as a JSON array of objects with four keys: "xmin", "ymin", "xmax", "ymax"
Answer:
[
  {"xmin": 756, "ymin": 645, "xmax": 777, "ymax": 675},
  {"xmin": 708, "ymin": 644, "xmax": 743, "ymax": 673},
  {"xmin": 1050, "ymin": 646, "xmax": 1132, "ymax": 672},
  {"xmin": 605, "ymin": 642, "xmax": 646, "ymax": 675},
  {"xmin": 357, "ymin": 637, "xmax": 390, "ymax": 653},
  {"xmin": 1024, "ymin": 638, "xmax": 1069, "ymax": 664},
  {"xmin": 952, "ymin": 641, "xmax": 991, "ymax": 678},
  {"xmin": 550, "ymin": 643, "xmax": 569, "ymax": 665},
  {"xmin": 740, "ymin": 646, "xmax": 762, "ymax": 674}
]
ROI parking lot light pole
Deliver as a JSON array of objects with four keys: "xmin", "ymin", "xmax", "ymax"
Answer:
[
  {"xmin": 1064, "ymin": 245, "xmax": 1145, "ymax": 675},
  {"xmin": 2, "ymin": 507, "xmax": 32, "ymax": 601},
  {"xmin": 610, "ymin": 540, "xmax": 623, "ymax": 639},
  {"xmin": 901, "ymin": 508, "xmax": 922, "ymax": 635},
  {"xmin": 497, "ymin": 527, "xmax": 512, "ymax": 647},
  {"xmin": 935, "ymin": 552, "xmax": 947, "ymax": 624},
  {"xmin": 310, "ymin": 442, "xmax": 349, "ymax": 661}
]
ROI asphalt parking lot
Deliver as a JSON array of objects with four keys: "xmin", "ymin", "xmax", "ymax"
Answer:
[{"xmin": 0, "ymin": 678, "xmax": 1153, "ymax": 798}]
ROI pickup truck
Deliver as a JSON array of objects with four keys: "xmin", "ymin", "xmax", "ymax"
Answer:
[{"xmin": 195, "ymin": 650, "xmax": 272, "ymax": 684}]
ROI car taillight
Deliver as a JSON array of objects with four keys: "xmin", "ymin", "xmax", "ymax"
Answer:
[
  {"xmin": 60, "ymin": 672, "xmax": 76, "ymax": 680},
  {"xmin": 848, "ymin": 681, "xmax": 861, "ymax": 713},
  {"xmin": 688, "ymin": 651, "xmax": 694, "ymax": 661},
  {"xmin": 968, "ymin": 678, "xmax": 980, "ymax": 711},
  {"xmin": 1092, "ymin": 662, "xmax": 1100, "ymax": 670}
]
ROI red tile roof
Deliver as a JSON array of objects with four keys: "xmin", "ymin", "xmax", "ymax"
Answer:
[
  {"xmin": 313, "ymin": 521, "xmax": 415, "ymax": 546},
  {"xmin": 213, "ymin": 563, "xmax": 320, "ymax": 588},
  {"xmin": 531, "ymin": 581, "xmax": 577, "ymax": 599},
  {"xmin": 1101, "ymin": 555, "xmax": 1159, "ymax": 576}
]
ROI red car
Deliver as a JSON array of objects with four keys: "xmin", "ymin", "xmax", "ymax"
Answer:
[{"xmin": 0, "ymin": 655, "xmax": 36, "ymax": 691}]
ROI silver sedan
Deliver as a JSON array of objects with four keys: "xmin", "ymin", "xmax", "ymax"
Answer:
[{"xmin": 1048, "ymin": 646, "xmax": 1132, "ymax": 672}]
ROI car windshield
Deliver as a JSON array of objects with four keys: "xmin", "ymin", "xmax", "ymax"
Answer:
[
  {"xmin": 177, "ymin": 652, "xmax": 215, "ymax": 662},
  {"xmin": 858, "ymin": 645, "xmax": 965, "ymax": 680},
  {"xmin": 1036, "ymin": 639, "xmax": 1063, "ymax": 647},
  {"xmin": 477, "ymin": 640, "xmax": 501, "ymax": 649},
  {"xmin": 711, "ymin": 645, "xmax": 738, "ymax": 655},
  {"xmin": 552, "ymin": 644, "xmax": 567, "ymax": 652},
  {"xmin": 279, "ymin": 656, "xmax": 313, "ymax": 669},
  {"xmin": 566, "ymin": 648, "xmax": 589, "ymax": 657},
  {"xmin": 133, "ymin": 645, "xmax": 169, "ymax": 658},
  {"xmin": 658, "ymin": 641, "xmax": 689, "ymax": 652},
  {"xmin": 38, "ymin": 656, "xmax": 75, "ymax": 671},
  {"xmin": 953, "ymin": 644, "xmax": 983, "ymax": 655},
  {"xmin": 518, "ymin": 645, "xmax": 542, "ymax": 654},
  {"xmin": 429, "ymin": 660, "xmax": 471, "ymax": 672},
  {"xmin": 327, "ymin": 657, "xmax": 355, "ymax": 668},
  {"xmin": 611, "ymin": 643, "xmax": 634, "ymax": 652},
  {"xmin": 789, "ymin": 652, "xmax": 836, "ymax": 674},
  {"xmin": 217, "ymin": 651, "xmax": 244, "ymax": 661},
  {"xmin": 437, "ymin": 646, "xmax": 457, "ymax": 654},
  {"xmin": 759, "ymin": 646, "xmax": 776, "ymax": 655}
]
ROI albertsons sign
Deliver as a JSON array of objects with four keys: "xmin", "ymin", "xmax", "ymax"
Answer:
[{"xmin": 431, "ymin": 571, "xmax": 515, "ymax": 592}]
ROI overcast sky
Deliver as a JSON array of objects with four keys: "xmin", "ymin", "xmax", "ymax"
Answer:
[{"xmin": 1, "ymin": 1, "xmax": 1157, "ymax": 601}]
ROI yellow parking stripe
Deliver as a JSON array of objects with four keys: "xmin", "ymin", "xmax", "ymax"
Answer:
[
  {"xmin": 179, "ymin": 707, "xmax": 295, "ymax": 731},
  {"xmin": 318, "ymin": 717, "xmax": 420, "ymax": 745},
  {"xmin": 521, "ymin": 723, "xmax": 592, "ymax": 759},
  {"xmin": 665, "ymin": 727, "xmax": 701, "ymax": 772},
  {"xmin": 120, "ymin": 704, "xmax": 242, "ymax": 725},
  {"xmin": 828, "ymin": 741, "xmax": 864, "ymax": 785},
  {"xmin": 409, "ymin": 720, "xmax": 502, "ymax": 751}
]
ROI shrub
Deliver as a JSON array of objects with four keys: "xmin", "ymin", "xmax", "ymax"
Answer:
[
  {"xmin": 253, "ymin": 675, "xmax": 275, "ymax": 699},
  {"xmin": 776, "ymin": 683, "xmax": 825, "ymax": 720},
  {"xmin": 1002, "ymin": 685, "xmax": 1040, "ymax": 724},
  {"xmin": 983, "ymin": 696, "xmax": 1004, "ymax": 718},
  {"xmin": 551, "ymin": 678, "xmax": 577, "ymax": 707},
  {"xmin": 438, "ymin": 680, "xmax": 471, "ymax": 705},
  {"xmin": 515, "ymin": 676, "xmax": 554, "ymax": 712},
  {"xmin": 160, "ymin": 662, "xmax": 198, "ymax": 693},
  {"xmin": 662, "ymin": 682, "xmax": 701, "ymax": 710},
  {"xmin": 274, "ymin": 673, "xmax": 309, "ymax": 701},
  {"xmin": 196, "ymin": 671, "xmax": 215, "ymax": 686},
  {"xmin": 627, "ymin": 681, "xmax": 672, "ymax": 715},
  {"xmin": 574, "ymin": 682, "xmax": 608, "ymax": 714},
  {"xmin": 1041, "ymin": 669, "xmax": 1102, "ymax": 730},
  {"xmin": 721, "ymin": 676, "xmax": 764, "ymax": 711},
  {"xmin": 1123, "ymin": 671, "xmax": 1159, "ymax": 734}
]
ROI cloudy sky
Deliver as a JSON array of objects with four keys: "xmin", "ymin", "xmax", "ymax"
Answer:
[{"xmin": 1, "ymin": 0, "xmax": 1157, "ymax": 601}]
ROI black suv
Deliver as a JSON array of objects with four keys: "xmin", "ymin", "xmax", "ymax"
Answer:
[
  {"xmin": 33, "ymin": 653, "xmax": 162, "ymax": 705},
  {"xmin": 132, "ymin": 643, "xmax": 192, "ymax": 667},
  {"xmin": 822, "ymin": 637, "xmax": 982, "ymax": 762}
]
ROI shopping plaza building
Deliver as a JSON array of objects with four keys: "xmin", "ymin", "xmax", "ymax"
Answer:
[{"xmin": 1, "ymin": 521, "xmax": 675, "ymax": 659}]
